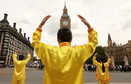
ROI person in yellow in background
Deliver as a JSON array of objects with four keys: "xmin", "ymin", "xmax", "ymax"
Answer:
[
  {"xmin": 11, "ymin": 50, "xmax": 31, "ymax": 84},
  {"xmin": 31, "ymin": 14, "xmax": 98, "ymax": 84},
  {"xmin": 93, "ymin": 53, "xmax": 111, "ymax": 84}
]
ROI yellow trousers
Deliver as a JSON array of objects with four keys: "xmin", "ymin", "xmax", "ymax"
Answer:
[
  {"xmin": 98, "ymin": 80, "xmax": 109, "ymax": 84},
  {"xmin": 11, "ymin": 78, "xmax": 25, "ymax": 84}
]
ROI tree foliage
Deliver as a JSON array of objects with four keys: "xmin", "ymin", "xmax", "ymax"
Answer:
[{"xmin": 85, "ymin": 46, "xmax": 108, "ymax": 64}]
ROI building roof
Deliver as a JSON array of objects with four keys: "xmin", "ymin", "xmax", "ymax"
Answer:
[
  {"xmin": 61, "ymin": 3, "xmax": 70, "ymax": 19},
  {"xmin": 0, "ymin": 13, "xmax": 33, "ymax": 49}
]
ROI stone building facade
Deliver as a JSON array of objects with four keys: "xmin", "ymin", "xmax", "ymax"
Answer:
[
  {"xmin": 0, "ymin": 14, "xmax": 34, "ymax": 66},
  {"xmin": 60, "ymin": 3, "xmax": 71, "ymax": 29},
  {"xmin": 106, "ymin": 33, "xmax": 131, "ymax": 67}
]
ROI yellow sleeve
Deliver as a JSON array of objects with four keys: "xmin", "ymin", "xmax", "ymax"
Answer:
[
  {"xmin": 73, "ymin": 28, "xmax": 98, "ymax": 63},
  {"xmin": 93, "ymin": 56, "xmax": 99, "ymax": 66},
  {"xmin": 105, "ymin": 57, "xmax": 111, "ymax": 67},
  {"xmin": 13, "ymin": 53, "xmax": 18, "ymax": 64},
  {"xmin": 107, "ymin": 57, "xmax": 111, "ymax": 64},
  {"xmin": 25, "ymin": 53, "xmax": 31, "ymax": 63},
  {"xmin": 31, "ymin": 28, "xmax": 46, "ymax": 64}
]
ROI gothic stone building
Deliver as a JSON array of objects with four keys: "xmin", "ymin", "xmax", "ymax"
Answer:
[
  {"xmin": 106, "ymin": 33, "xmax": 131, "ymax": 67},
  {"xmin": 60, "ymin": 3, "xmax": 71, "ymax": 29},
  {"xmin": 0, "ymin": 14, "xmax": 34, "ymax": 66}
]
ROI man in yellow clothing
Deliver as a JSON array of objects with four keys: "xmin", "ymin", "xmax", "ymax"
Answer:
[
  {"xmin": 11, "ymin": 50, "xmax": 31, "ymax": 84},
  {"xmin": 31, "ymin": 15, "xmax": 98, "ymax": 84},
  {"xmin": 93, "ymin": 53, "xmax": 111, "ymax": 84}
]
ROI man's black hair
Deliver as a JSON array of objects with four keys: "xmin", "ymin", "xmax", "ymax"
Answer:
[
  {"xmin": 57, "ymin": 28, "xmax": 72, "ymax": 42},
  {"xmin": 19, "ymin": 55, "xmax": 24, "ymax": 60}
]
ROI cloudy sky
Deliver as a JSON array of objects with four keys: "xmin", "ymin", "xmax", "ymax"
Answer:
[{"xmin": 0, "ymin": 0, "xmax": 131, "ymax": 47}]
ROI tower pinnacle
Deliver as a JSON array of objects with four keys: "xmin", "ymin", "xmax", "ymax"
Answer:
[
  {"xmin": 108, "ymin": 33, "xmax": 112, "ymax": 41},
  {"xmin": 64, "ymin": 1, "xmax": 67, "ymax": 9},
  {"xmin": 61, "ymin": 2, "xmax": 69, "ymax": 19}
]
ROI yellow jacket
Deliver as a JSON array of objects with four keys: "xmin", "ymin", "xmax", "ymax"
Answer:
[
  {"xmin": 13, "ymin": 53, "xmax": 31, "ymax": 80},
  {"xmin": 31, "ymin": 28, "xmax": 98, "ymax": 84},
  {"xmin": 93, "ymin": 56, "xmax": 111, "ymax": 81}
]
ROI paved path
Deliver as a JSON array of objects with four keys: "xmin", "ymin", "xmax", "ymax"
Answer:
[{"xmin": 0, "ymin": 68, "xmax": 131, "ymax": 84}]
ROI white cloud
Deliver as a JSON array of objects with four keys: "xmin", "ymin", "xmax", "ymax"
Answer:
[{"xmin": 0, "ymin": 0, "xmax": 131, "ymax": 48}]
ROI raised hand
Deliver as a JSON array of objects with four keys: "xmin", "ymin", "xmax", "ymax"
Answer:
[
  {"xmin": 38, "ymin": 15, "xmax": 51, "ymax": 28},
  {"xmin": 94, "ymin": 53, "xmax": 98, "ymax": 57},
  {"xmin": 105, "ymin": 53, "xmax": 109, "ymax": 57},
  {"xmin": 26, "ymin": 50, "xmax": 29, "ymax": 54},
  {"xmin": 77, "ymin": 15, "xmax": 91, "ymax": 29},
  {"xmin": 16, "ymin": 50, "xmax": 20, "ymax": 53}
]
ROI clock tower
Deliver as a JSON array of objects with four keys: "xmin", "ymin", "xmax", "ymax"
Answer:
[{"xmin": 60, "ymin": 3, "xmax": 71, "ymax": 29}]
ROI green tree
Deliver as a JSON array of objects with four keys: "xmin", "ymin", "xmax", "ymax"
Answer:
[{"xmin": 85, "ymin": 46, "xmax": 107, "ymax": 64}]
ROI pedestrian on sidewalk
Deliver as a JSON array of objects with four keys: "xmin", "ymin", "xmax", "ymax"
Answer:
[
  {"xmin": 93, "ymin": 53, "xmax": 111, "ymax": 84},
  {"xmin": 31, "ymin": 15, "xmax": 98, "ymax": 84},
  {"xmin": 11, "ymin": 50, "xmax": 31, "ymax": 84}
]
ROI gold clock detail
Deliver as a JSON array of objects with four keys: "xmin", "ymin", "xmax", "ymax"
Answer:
[{"xmin": 63, "ymin": 21, "xmax": 68, "ymax": 26}]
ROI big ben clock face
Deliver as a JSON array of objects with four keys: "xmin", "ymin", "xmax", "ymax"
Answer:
[{"xmin": 63, "ymin": 21, "xmax": 68, "ymax": 26}]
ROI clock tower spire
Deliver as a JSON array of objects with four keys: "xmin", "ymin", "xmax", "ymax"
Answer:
[{"xmin": 60, "ymin": 2, "xmax": 71, "ymax": 29}]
